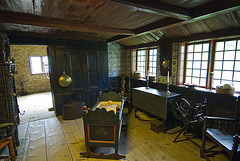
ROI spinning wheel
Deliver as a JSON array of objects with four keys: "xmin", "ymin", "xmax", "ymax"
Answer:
[
  {"xmin": 171, "ymin": 97, "xmax": 206, "ymax": 147},
  {"xmin": 171, "ymin": 98, "xmax": 192, "ymax": 122}
]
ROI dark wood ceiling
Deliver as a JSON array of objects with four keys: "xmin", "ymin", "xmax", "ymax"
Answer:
[{"xmin": 0, "ymin": 0, "xmax": 240, "ymax": 48}]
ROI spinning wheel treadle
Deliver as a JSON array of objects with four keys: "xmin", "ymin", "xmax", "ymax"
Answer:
[{"xmin": 171, "ymin": 98, "xmax": 192, "ymax": 122}]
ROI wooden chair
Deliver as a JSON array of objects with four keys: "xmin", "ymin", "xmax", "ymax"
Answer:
[
  {"xmin": 111, "ymin": 75, "xmax": 132, "ymax": 114},
  {"xmin": 0, "ymin": 137, "xmax": 16, "ymax": 161},
  {"xmin": 201, "ymin": 96, "xmax": 240, "ymax": 161}
]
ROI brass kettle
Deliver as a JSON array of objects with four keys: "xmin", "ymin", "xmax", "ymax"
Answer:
[{"xmin": 58, "ymin": 72, "xmax": 72, "ymax": 87}]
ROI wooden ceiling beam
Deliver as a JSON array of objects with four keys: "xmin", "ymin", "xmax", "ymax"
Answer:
[
  {"xmin": 109, "ymin": 0, "xmax": 191, "ymax": 20},
  {"xmin": 191, "ymin": 0, "xmax": 240, "ymax": 20},
  {"xmin": 125, "ymin": 27, "xmax": 240, "ymax": 49},
  {"xmin": 109, "ymin": 0, "xmax": 240, "ymax": 43},
  {"xmin": 109, "ymin": 17, "xmax": 182, "ymax": 42},
  {"xmin": 0, "ymin": 11, "xmax": 135, "ymax": 36}
]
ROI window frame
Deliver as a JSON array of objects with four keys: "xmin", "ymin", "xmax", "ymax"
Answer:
[
  {"xmin": 211, "ymin": 38, "xmax": 240, "ymax": 91},
  {"xmin": 135, "ymin": 47, "xmax": 157, "ymax": 79},
  {"xmin": 184, "ymin": 41, "xmax": 211, "ymax": 88},
  {"xmin": 180, "ymin": 37, "xmax": 240, "ymax": 93}
]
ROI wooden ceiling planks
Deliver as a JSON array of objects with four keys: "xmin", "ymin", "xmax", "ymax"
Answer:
[
  {"xmin": 41, "ymin": 0, "xmax": 70, "ymax": 18},
  {"xmin": 0, "ymin": 0, "xmax": 240, "ymax": 47},
  {"xmin": 109, "ymin": 0, "xmax": 191, "ymax": 20},
  {"xmin": 157, "ymin": 0, "xmax": 212, "ymax": 9},
  {"xmin": 0, "ymin": 0, "xmax": 33, "ymax": 13}
]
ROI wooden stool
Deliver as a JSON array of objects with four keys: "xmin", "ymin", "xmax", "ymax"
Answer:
[{"xmin": 0, "ymin": 137, "xmax": 16, "ymax": 161}]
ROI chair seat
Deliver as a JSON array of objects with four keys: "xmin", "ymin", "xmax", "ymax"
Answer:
[{"xmin": 206, "ymin": 128, "xmax": 240, "ymax": 151}]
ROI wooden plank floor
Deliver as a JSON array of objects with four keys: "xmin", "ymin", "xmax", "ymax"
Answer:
[{"xmin": 17, "ymin": 111, "xmax": 229, "ymax": 161}]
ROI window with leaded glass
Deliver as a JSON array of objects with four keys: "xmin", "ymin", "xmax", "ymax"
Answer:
[
  {"xmin": 149, "ymin": 48, "xmax": 157, "ymax": 76},
  {"xmin": 185, "ymin": 42, "xmax": 210, "ymax": 86},
  {"xmin": 213, "ymin": 39, "xmax": 240, "ymax": 92}
]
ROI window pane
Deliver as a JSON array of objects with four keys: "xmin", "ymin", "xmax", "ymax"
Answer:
[
  {"xmin": 186, "ymin": 61, "xmax": 192, "ymax": 68},
  {"xmin": 193, "ymin": 61, "xmax": 201, "ymax": 69},
  {"xmin": 152, "ymin": 56, "xmax": 157, "ymax": 61},
  {"xmin": 223, "ymin": 61, "xmax": 234, "ymax": 70},
  {"xmin": 187, "ymin": 45, "xmax": 193, "ymax": 52},
  {"xmin": 42, "ymin": 56, "xmax": 49, "ymax": 73},
  {"xmin": 194, "ymin": 44, "xmax": 202, "ymax": 52},
  {"xmin": 214, "ymin": 70, "xmax": 222, "ymax": 79},
  {"xmin": 192, "ymin": 69, "xmax": 200, "ymax": 77},
  {"xmin": 213, "ymin": 79, "xmax": 221, "ymax": 88},
  {"xmin": 224, "ymin": 51, "xmax": 235, "ymax": 60},
  {"xmin": 192, "ymin": 77, "xmax": 200, "ymax": 85},
  {"xmin": 193, "ymin": 53, "xmax": 202, "ymax": 60},
  {"xmin": 216, "ymin": 41, "xmax": 224, "ymax": 51},
  {"xmin": 234, "ymin": 72, "xmax": 240, "ymax": 81},
  {"xmin": 30, "ymin": 56, "xmax": 42, "ymax": 74},
  {"xmin": 186, "ymin": 69, "xmax": 192, "ymax": 77},
  {"xmin": 200, "ymin": 78, "xmax": 206, "ymax": 86},
  {"xmin": 222, "ymin": 80, "xmax": 230, "ymax": 85},
  {"xmin": 214, "ymin": 61, "xmax": 223, "ymax": 70},
  {"xmin": 42, "ymin": 56, "xmax": 48, "ymax": 63},
  {"xmin": 203, "ymin": 43, "xmax": 209, "ymax": 51},
  {"xmin": 233, "ymin": 82, "xmax": 240, "ymax": 92},
  {"xmin": 150, "ymin": 56, "xmax": 153, "ymax": 61},
  {"xmin": 235, "ymin": 61, "xmax": 240, "ymax": 71},
  {"xmin": 222, "ymin": 71, "xmax": 233, "ymax": 80},
  {"xmin": 225, "ymin": 40, "xmax": 236, "ymax": 50},
  {"xmin": 237, "ymin": 40, "xmax": 240, "ymax": 50},
  {"xmin": 187, "ymin": 53, "xmax": 193, "ymax": 60},
  {"xmin": 202, "ymin": 52, "xmax": 209, "ymax": 60},
  {"xmin": 186, "ymin": 76, "xmax": 191, "ymax": 83},
  {"xmin": 202, "ymin": 61, "xmax": 208, "ymax": 69},
  {"xmin": 201, "ymin": 70, "xmax": 207, "ymax": 78},
  {"xmin": 215, "ymin": 52, "xmax": 223, "ymax": 60},
  {"xmin": 236, "ymin": 51, "xmax": 240, "ymax": 60}
]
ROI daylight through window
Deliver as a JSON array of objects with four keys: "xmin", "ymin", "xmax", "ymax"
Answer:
[{"xmin": 30, "ymin": 56, "xmax": 49, "ymax": 74}]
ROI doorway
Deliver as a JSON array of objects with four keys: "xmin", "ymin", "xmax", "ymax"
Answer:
[{"xmin": 10, "ymin": 45, "xmax": 55, "ymax": 124}]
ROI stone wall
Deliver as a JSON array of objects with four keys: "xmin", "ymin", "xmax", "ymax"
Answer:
[{"xmin": 11, "ymin": 45, "xmax": 51, "ymax": 95}]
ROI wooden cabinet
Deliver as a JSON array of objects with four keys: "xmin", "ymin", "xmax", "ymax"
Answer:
[
  {"xmin": 132, "ymin": 87, "xmax": 180, "ymax": 124},
  {"xmin": 48, "ymin": 40, "xmax": 108, "ymax": 116}
]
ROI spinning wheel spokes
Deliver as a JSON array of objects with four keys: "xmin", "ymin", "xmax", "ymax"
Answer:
[{"xmin": 171, "ymin": 98, "xmax": 192, "ymax": 122}]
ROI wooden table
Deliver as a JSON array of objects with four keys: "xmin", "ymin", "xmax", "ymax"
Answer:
[{"xmin": 132, "ymin": 87, "xmax": 181, "ymax": 130}]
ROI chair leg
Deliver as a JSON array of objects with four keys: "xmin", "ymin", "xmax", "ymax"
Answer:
[{"xmin": 6, "ymin": 137, "xmax": 16, "ymax": 161}]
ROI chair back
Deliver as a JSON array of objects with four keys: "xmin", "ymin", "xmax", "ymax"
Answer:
[
  {"xmin": 192, "ymin": 98, "xmax": 207, "ymax": 121},
  {"xmin": 116, "ymin": 75, "xmax": 130, "ymax": 94},
  {"xmin": 234, "ymin": 96, "xmax": 240, "ymax": 134},
  {"xmin": 234, "ymin": 96, "xmax": 240, "ymax": 121}
]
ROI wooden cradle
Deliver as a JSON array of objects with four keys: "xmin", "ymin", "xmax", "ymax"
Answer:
[{"xmin": 80, "ymin": 92, "xmax": 125, "ymax": 159}]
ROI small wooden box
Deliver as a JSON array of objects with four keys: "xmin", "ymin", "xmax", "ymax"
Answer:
[{"xmin": 150, "ymin": 119, "xmax": 163, "ymax": 133}]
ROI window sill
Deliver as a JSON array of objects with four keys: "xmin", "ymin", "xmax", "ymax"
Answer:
[{"xmin": 176, "ymin": 85, "xmax": 239, "ymax": 98}]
